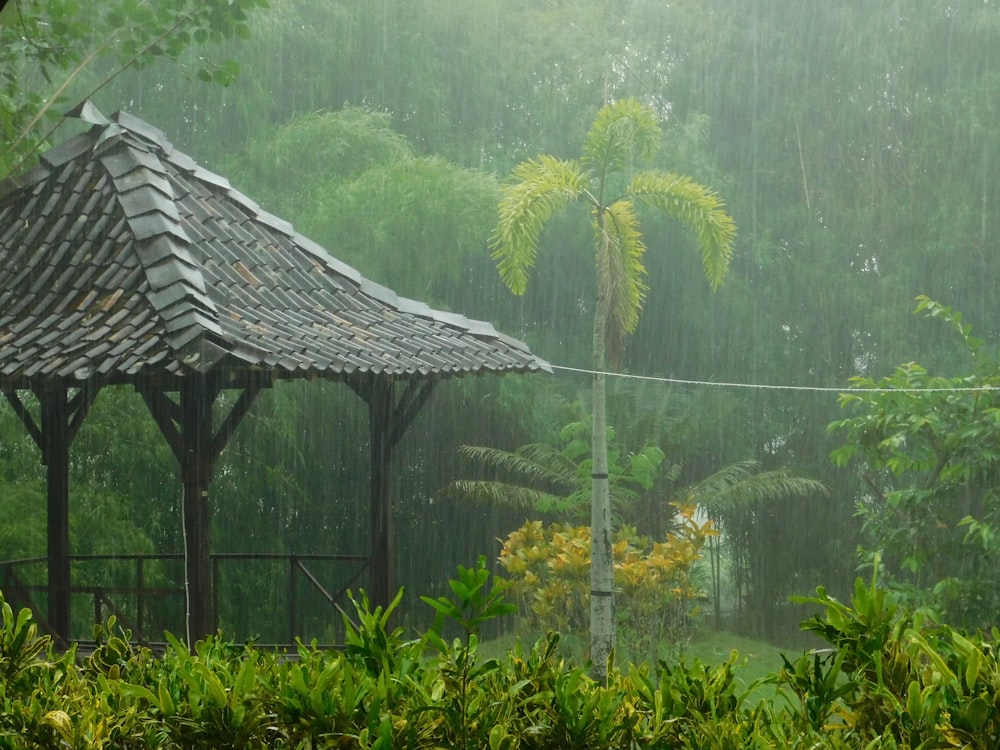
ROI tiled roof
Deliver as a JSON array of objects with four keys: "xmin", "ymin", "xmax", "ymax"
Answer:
[{"xmin": 0, "ymin": 103, "xmax": 549, "ymax": 387}]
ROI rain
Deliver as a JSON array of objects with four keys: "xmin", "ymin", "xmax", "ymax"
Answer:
[{"xmin": 2, "ymin": 0, "xmax": 1000, "ymax": 697}]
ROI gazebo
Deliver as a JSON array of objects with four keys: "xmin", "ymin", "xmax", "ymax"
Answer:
[{"xmin": 0, "ymin": 102, "xmax": 549, "ymax": 646}]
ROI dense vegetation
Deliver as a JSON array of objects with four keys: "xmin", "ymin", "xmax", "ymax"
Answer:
[
  {"xmin": 3, "ymin": 0, "xmax": 1000, "ymax": 656},
  {"xmin": 5, "ymin": 561, "xmax": 1000, "ymax": 748}
]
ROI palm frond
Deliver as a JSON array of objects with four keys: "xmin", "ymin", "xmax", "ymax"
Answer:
[
  {"xmin": 687, "ymin": 460, "xmax": 762, "ymax": 498},
  {"xmin": 595, "ymin": 199, "xmax": 649, "ymax": 347},
  {"xmin": 627, "ymin": 171, "xmax": 736, "ymax": 291},
  {"xmin": 582, "ymin": 98, "xmax": 661, "ymax": 180},
  {"xmin": 686, "ymin": 460, "xmax": 829, "ymax": 516},
  {"xmin": 717, "ymin": 471, "xmax": 827, "ymax": 508},
  {"xmin": 489, "ymin": 155, "xmax": 586, "ymax": 294},
  {"xmin": 515, "ymin": 443, "xmax": 583, "ymax": 487},
  {"xmin": 457, "ymin": 443, "xmax": 577, "ymax": 490},
  {"xmin": 443, "ymin": 480, "xmax": 549, "ymax": 510}
]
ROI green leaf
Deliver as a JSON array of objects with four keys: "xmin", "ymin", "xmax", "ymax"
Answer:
[
  {"xmin": 489, "ymin": 156, "xmax": 586, "ymax": 295},
  {"xmin": 582, "ymin": 98, "xmax": 661, "ymax": 177},
  {"xmin": 421, "ymin": 595, "xmax": 460, "ymax": 620},
  {"xmin": 234, "ymin": 657, "xmax": 256, "ymax": 698},
  {"xmin": 157, "ymin": 680, "xmax": 175, "ymax": 717}
]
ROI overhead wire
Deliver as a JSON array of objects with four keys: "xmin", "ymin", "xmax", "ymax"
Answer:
[{"xmin": 548, "ymin": 364, "xmax": 1000, "ymax": 394}]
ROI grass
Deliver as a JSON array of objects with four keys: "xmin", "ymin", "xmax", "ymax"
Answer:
[
  {"xmin": 479, "ymin": 625, "xmax": 806, "ymax": 705},
  {"xmin": 681, "ymin": 628, "xmax": 803, "ymax": 703}
]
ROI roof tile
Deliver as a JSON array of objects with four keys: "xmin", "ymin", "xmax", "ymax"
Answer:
[{"xmin": 0, "ymin": 104, "xmax": 550, "ymax": 388}]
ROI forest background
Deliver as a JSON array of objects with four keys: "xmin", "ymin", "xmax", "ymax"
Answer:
[{"xmin": 1, "ymin": 0, "xmax": 999, "ymax": 648}]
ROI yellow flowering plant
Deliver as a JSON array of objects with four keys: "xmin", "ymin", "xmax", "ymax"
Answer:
[{"xmin": 498, "ymin": 503, "xmax": 715, "ymax": 661}]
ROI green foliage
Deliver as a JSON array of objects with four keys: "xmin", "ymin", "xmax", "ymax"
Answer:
[
  {"xmin": 627, "ymin": 171, "xmax": 736, "ymax": 292},
  {"xmin": 0, "ymin": 0, "xmax": 266, "ymax": 179},
  {"xmin": 342, "ymin": 587, "xmax": 415, "ymax": 680},
  {"xmin": 829, "ymin": 299, "xmax": 1000, "ymax": 627},
  {"xmin": 8, "ymin": 567, "xmax": 1000, "ymax": 748},
  {"xmin": 273, "ymin": 643, "xmax": 370, "ymax": 747},
  {"xmin": 421, "ymin": 556, "xmax": 517, "ymax": 642},
  {"xmin": 448, "ymin": 419, "xmax": 668, "ymax": 524},
  {"xmin": 582, "ymin": 98, "xmax": 662, "ymax": 179},
  {"xmin": 498, "ymin": 506, "xmax": 714, "ymax": 661},
  {"xmin": 491, "ymin": 154, "xmax": 587, "ymax": 296},
  {"xmin": 780, "ymin": 562, "xmax": 1000, "ymax": 748},
  {"xmin": 490, "ymin": 96, "xmax": 736, "ymax": 351},
  {"xmin": 0, "ymin": 592, "xmax": 49, "ymax": 689},
  {"xmin": 225, "ymin": 108, "xmax": 501, "ymax": 304},
  {"xmin": 418, "ymin": 557, "xmax": 517, "ymax": 750},
  {"xmin": 122, "ymin": 632, "xmax": 274, "ymax": 749}
]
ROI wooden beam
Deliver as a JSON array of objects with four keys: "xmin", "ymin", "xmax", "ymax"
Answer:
[
  {"xmin": 137, "ymin": 374, "xmax": 264, "ymax": 647},
  {"xmin": 351, "ymin": 378, "xmax": 437, "ymax": 446},
  {"xmin": 136, "ymin": 382, "xmax": 193, "ymax": 464},
  {"xmin": 207, "ymin": 379, "xmax": 264, "ymax": 467},
  {"xmin": 368, "ymin": 378, "xmax": 394, "ymax": 610},
  {"xmin": 352, "ymin": 377, "xmax": 437, "ymax": 609},
  {"xmin": 3, "ymin": 387, "xmax": 42, "ymax": 448},
  {"xmin": 390, "ymin": 380, "xmax": 437, "ymax": 447},
  {"xmin": 65, "ymin": 383, "xmax": 99, "ymax": 443},
  {"xmin": 11, "ymin": 382, "xmax": 100, "ymax": 643}
]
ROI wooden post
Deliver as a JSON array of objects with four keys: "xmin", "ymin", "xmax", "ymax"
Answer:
[
  {"xmin": 3, "ymin": 383, "xmax": 99, "ymax": 646},
  {"xmin": 289, "ymin": 556, "xmax": 298, "ymax": 643},
  {"xmin": 138, "ymin": 375, "xmax": 263, "ymax": 648},
  {"xmin": 354, "ymin": 377, "xmax": 436, "ymax": 610},
  {"xmin": 368, "ymin": 379, "xmax": 394, "ymax": 610},
  {"xmin": 179, "ymin": 377, "xmax": 216, "ymax": 645},
  {"xmin": 39, "ymin": 386, "xmax": 71, "ymax": 642}
]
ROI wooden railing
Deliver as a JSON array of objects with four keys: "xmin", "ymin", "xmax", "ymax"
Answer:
[{"xmin": 0, "ymin": 552, "xmax": 368, "ymax": 649}]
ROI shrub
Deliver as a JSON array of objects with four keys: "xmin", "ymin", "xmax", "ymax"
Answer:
[
  {"xmin": 498, "ymin": 502, "xmax": 714, "ymax": 661},
  {"xmin": 5, "ymin": 563, "xmax": 1000, "ymax": 749}
]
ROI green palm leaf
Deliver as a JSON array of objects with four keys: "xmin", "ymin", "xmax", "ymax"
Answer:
[
  {"xmin": 686, "ymin": 460, "xmax": 828, "ymax": 515},
  {"xmin": 446, "ymin": 436, "xmax": 659, "ymax": 519},
  {"xmin": 595, "ymin": 199, "xmax": 649, "ymax": 346},
  {"xmin": 582, "ymin": 98, "xmax": 661, "ymax": 181},
  {"xmin": 490, "ymin": 155, "xmax": 586, "ymax": 295},
  {"xmin": 445, "ymin": 443, "xmax": 578, "ymax": 514},
  {"xmin": 444, "ymin": 480, "xmax": 551, "ymax": 510},
  {"xmin": 627, "ymin": 171, "xmax": 736, "ymax": 291},
  {"xmin": 456, "ymin": 443, "xmax": 578, "ymax": 490}
]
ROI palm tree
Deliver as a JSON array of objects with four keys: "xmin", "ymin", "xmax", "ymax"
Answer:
[
  {"xmin": 678, "ymin": 461, "xmax": 828, "ymax": 629},
  {"xmin": 446, "ymin": 422, "xmax": 672, "ymax": 524},
  {"xmin": 490, "ymin": 98, "xmax": 736, "ymax": 680}
]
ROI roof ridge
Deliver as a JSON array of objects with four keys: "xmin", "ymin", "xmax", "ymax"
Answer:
[{"xmin": 96, "ymin": 117, "xmax": 228, "ymax": 371}]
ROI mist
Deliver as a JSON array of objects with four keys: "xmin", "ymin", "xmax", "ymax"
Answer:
[{"xmin": 2, "ymin": 0, "xmax": 999, "ymax": 657}]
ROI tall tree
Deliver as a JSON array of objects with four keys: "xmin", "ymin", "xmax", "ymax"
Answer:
[
  {"xmin": 830, "ymin": 298, "xmax": 1000, "ymax": 628},
  {"xmin": 224, "ymin": 108, "xmax": 502, "ymax": 306},
  {"xmin": 490, "ymin": 98, "xmax": 735, "ymax": 680}
]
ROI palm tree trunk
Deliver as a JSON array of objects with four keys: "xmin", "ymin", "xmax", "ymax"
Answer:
[
  {"xmin": 590, "ymin": 291, "xmax": 615, "ymax": 683},
  {"xmin": 710, "ymin": 534, "xmax": 722, "ymax": 629}
]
